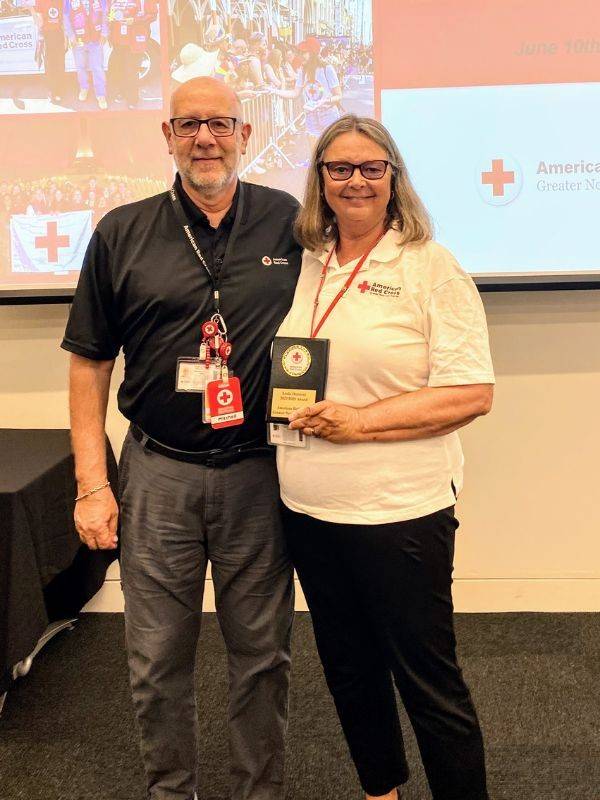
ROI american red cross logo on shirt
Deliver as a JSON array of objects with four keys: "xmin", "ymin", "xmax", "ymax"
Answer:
[
  {"xmin": 481, "ymin": 159, "xmax": 515, "ymax": 197},
  {"xmin": 358, "ymin": 280, "xmax": 370, "ymax": 293},
  {"xmin": 35, "ymin": 221, "xmax": 70, "ymax": 263}
]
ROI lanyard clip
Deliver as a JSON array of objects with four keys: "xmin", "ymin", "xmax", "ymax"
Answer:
[{"xmin": 211, "ymin": 312, "xmax": 228, "ymax": 338}]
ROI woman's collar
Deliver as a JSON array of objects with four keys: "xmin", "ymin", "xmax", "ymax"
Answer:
[{"xmin": 315, "ymin": 227, "xmax": 402, "ymax": 265}]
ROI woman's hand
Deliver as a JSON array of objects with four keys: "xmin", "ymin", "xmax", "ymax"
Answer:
[{"xmin": 289, "ymin": 400, "xmax": 365, "ymax": 444}]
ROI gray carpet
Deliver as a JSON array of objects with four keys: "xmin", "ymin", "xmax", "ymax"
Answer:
[{"xmin": 1, "ymin": 613, "xmax": 599, "ymax": 800}]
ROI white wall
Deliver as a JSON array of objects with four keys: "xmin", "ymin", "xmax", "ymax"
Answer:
[{"xmin": 1, "ymin": 290, "xmax": 599, "ymax": 612}]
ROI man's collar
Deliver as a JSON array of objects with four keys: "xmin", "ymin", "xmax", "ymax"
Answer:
[
  {"xmin": 174, "ymin": 173, "xmax": 240, "ymax": 228},
  {"xmin": 316, "ymin": 227, "xmax": 403, "ymax": 265}
]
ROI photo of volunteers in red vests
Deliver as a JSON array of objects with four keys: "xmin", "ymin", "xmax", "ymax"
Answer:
[{"xmin": 0, "ymin": 0, "xmax": 162, "ymax": 113}]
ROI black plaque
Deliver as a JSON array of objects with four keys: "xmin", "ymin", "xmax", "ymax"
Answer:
[{"xmin": 267, "ymin": 336, "xmax": 329, "ymax": 423}]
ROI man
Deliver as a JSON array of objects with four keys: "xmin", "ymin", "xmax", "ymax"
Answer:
[
  {"xmin": 63, "ymin": 0, "xmax": 108, "ymax": 109},
  {"xmin": 61, "ymin": 77, "xmax": 302, "ymax": 800}
]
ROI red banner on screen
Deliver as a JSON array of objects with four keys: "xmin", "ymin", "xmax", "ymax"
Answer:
[{"xmin": 374, "ymin": 0, "xmax": 600, "ymax": 91}]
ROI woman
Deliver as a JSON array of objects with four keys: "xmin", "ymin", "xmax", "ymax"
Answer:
[
  {"xmin": 282, "ymin": 45, "xmax": 298, "ymax": 87},
  {"xmin": 263, "ymin": 46, "xmax": 285, "ymax": 88},
  {"xmin": 276, "ymin": 115, "xmax": 494, "ymax": 800},
  {"xmin": 264, "ymin": 47, "xmax": 287, "ymax": 134},
  {"xmin": 274, "ymin": 37, "xmax": 342, "ymax": 143}
]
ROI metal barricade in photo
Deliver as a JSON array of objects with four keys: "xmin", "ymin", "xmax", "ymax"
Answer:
[{"xmin": 239, "ymin": 90, "xmax": 304, "ymax": 178}]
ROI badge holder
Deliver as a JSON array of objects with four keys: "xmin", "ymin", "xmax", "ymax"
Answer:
[
  {"xmin": 267, "ymin": 423, "xmax": 308, "ymax": 448},
  {"xmin": 200, "ymin": 320, "xmax": 244, "ymax": 429},
  {"xmin": 176, "ymin": 316, "xmax": 233, "ymax": 395}
]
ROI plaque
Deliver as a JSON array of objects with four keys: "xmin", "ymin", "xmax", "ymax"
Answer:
[{"xmin": 267, "ymin": 336, "xmax": 329, "ymax": 423}]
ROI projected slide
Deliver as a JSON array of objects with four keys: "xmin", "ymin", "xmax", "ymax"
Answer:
[
  {"xmin": 1, "ymin": 0, "xmax": 599, "ymax": 297},
  {"xmin": 376, "ymin": 0, "xmax": 600, "ymax": 278},
  {"xmin": 0, "ymin": 0, "xmax": 374, "ymax": 296},
  {"xmin": 167, "ymin": 1, "xmax": 374, "ymax": 186}
]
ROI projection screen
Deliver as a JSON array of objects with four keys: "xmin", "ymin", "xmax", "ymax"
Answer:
[{"xmin": 0, "ymin": 0, "xmax": 598, "ymax": 300}]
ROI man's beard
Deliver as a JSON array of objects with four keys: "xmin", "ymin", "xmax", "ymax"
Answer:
[{"xmin": 181, "ymin": 159, "xmax": 236, "ymax": 195}]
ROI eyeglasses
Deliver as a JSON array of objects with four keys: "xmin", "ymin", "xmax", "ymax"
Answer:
[
  {"xmin": 170, "ymin": 117, "xmax": 237, "ymax": 138},
  {"xmin": 319, "ymin": 160, "xmax": 392, "ymax": 181}
]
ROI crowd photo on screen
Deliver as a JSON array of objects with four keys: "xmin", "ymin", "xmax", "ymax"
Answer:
[
  {"xmin": 0, "ymin": 173, "xmax": 166, "ymax": 282},
  {"xmin": 167, "ymin": 0, "xmax": 373, "ymax": 197},
  {"xmin": 0, "ymin": 113, "xmax": 168, "ymax": 286}
]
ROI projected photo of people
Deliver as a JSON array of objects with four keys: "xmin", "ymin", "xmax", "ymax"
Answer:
[
  {"xmin": 0, "ymin": 0, "xmax": 163, "ymax": 113},
  {"xmin": 0, "ymin": 114, "xmax": 168, "ymax": 291},
  {"xmin": 167, "ymin": 0, "xmax": 373, "ymax": 198}
]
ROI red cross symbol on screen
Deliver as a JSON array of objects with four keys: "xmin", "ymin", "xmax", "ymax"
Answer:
[
  {"xmin": 358, "ymin": 280, "xmax": 370, "ymax": 293},
  {"xmin": 35, "ymin": 221, "xmax": 70, "ymax": 263},
  {"xmin": 481, "ymin": 159, "xmax": 515, "ymax": 197},
  {"xmin": 292, "ymin": 351, "xmax": 302, "ymax": 363}
]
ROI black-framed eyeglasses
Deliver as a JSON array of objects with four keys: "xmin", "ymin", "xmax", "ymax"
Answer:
[
  {"xmin": 319, "ymin": 160, "xmax": 392, "ymax": 181},
  {"xmin": 170, "ymin": 117, "xmax": 238, "ymax": 138}
]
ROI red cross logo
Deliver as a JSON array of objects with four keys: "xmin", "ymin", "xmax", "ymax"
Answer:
[
  {"xmin": 292, "ymin": 351, "xmax": 302, "ymax": 363},
  {"xmin": 481, "ymin": 159, "xmax": 515, "ymax": 197},
  {"xmin": 217, "ymin": 388, "xmax": 233, "ymax": 406},
  {"xmin": 358, "ymin": 280, "xmax": 370, "ymax": 293},
  {"xmin": 35, "ymin": 221, "xmax": 70, "ymax": 263}
]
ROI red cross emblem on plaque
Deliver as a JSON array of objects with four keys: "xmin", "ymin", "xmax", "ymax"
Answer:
[
  {"xmin": 358, "ymin": 280, "xmax": 370, "ymax": 294},
  {"xmin": 35, "ymin": 221, "xmax": 70, "ymax": 263},
  {"xmin": 481, "ymin": 159, "xmax": 515, "ymax": 197},
  {"xmin": 292, "ymin": 351, "xmax": 302, "ymax": 363}
]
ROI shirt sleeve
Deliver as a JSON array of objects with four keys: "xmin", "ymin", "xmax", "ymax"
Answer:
[
  {"xmin": 61, "ymin": 228, "xmax": 121, "ymax": 360},
  {"xmin": 424, "ymin": 275, "xmax": 495, "ymax": 387}
]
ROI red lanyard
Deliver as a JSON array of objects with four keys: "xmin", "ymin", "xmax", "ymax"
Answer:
[{"xmin": 310, "ymin": 233, "xmax": 385, "ymax": 338}]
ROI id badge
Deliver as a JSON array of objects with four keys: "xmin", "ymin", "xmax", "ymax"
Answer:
[
  {"xmin": 176, "ymin": 358, "xmax": 222, "ymax": 393},
  {"xmin": 120, "ymin": 23, "xmax": 128, "ymax": 35},
  {"xmin": 267, "ymin": 423, "xmax": 308, "ymax": 448},
  {"xmin": 206, "ymin": 377, "xmax": 244, "ymax": 429}
]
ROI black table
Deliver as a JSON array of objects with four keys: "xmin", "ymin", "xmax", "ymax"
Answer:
[{"xmin": 0, "ymin": 428, "xmax": 118, "ymax": 697}]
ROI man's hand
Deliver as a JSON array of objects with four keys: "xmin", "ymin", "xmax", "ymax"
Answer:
[
  {"xmin": 288, "ymin": 400, "xmax": 365, "ymax": 444},
  {"xmin": 74, "ymin": 486, "xmax": 119, "ymax": 550}
]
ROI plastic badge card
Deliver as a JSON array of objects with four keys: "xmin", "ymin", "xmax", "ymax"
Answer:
[
  {"xmin": 267, "ymin": 423, "xmax": 308, "ymax": 448},
  {"xmin": 176, "ymin": 359, "xmax": 223, "ymax": 393}
]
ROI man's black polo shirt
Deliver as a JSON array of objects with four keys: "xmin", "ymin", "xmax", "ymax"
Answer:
[
  {"xmin": 176, "ymin": 174, "xmax": 239, "ymax": 281},
  {"xmin": 62, "ymin": 177, "xmax": 302, "ymax": 451}
]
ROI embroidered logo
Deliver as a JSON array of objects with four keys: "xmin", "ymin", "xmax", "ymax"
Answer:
[
  {"xmin": 262, "ymin": 255, "xmax": 288, "ymax": 266},
  {"xmin": 357, "ymin": 280, "xmax": 402, "ymax": 298}
]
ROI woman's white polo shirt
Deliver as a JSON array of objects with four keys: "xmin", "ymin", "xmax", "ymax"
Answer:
[{"xmin": 275, "ymin": 230, "xmax": 495, "ymax": 525}]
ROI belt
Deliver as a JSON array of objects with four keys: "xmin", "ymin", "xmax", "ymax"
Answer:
[{"xmin": 130, "ymin": 424, "xmax": 274, "ymax": 468}]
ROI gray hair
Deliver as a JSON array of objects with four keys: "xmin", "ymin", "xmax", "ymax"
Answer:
[{"xmin": 294, "ymin": 115, "xmax": 433, "ymax": 252}]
